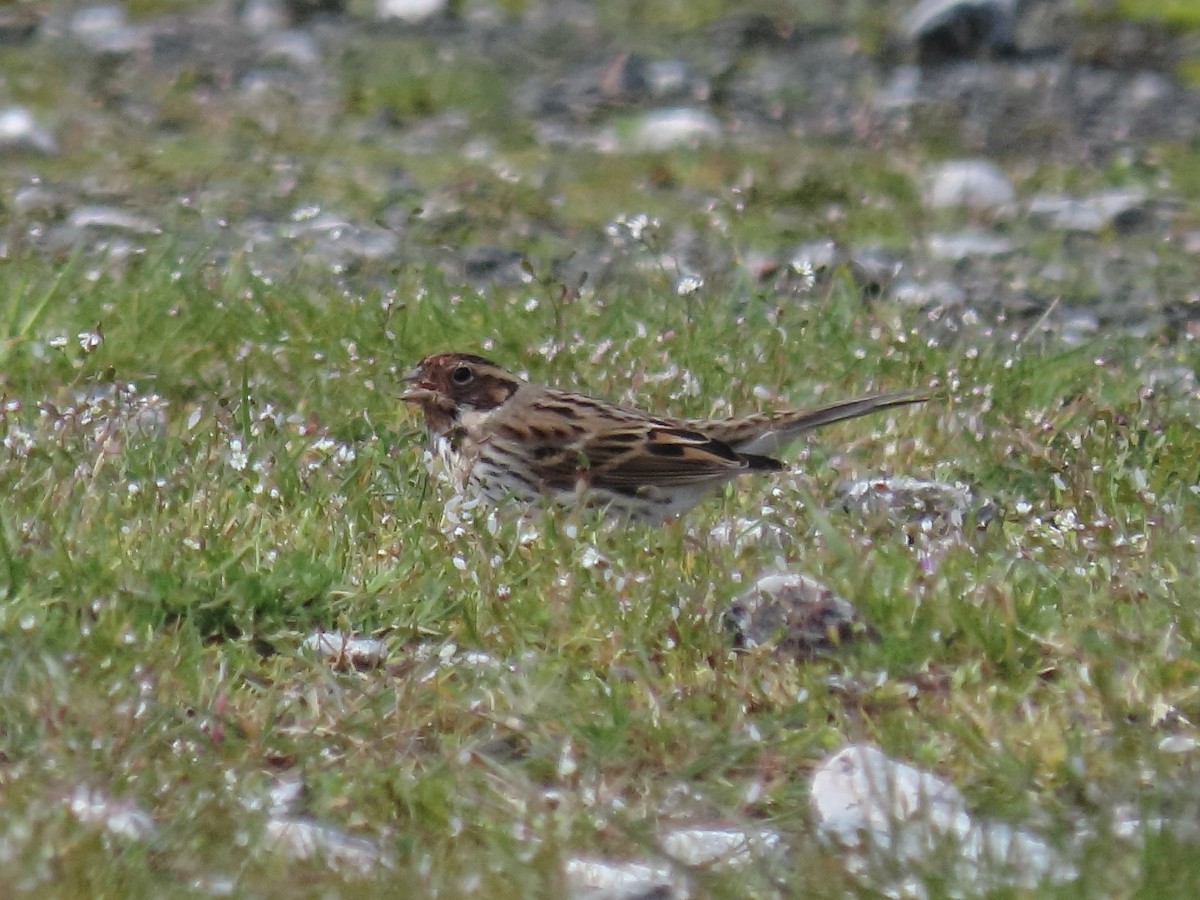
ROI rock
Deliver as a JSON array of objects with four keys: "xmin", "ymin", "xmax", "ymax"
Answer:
[
  {"xmin": 0, "ymin": 107, "xmax": 57, "ymax": 155},
  {"xmin": 926, "ymin": 230, "xmax": 1014, "ymax": 262},
  {"xmin": 599, "ymin": 55, "xmax": 691, "ymax": 103},
  {"xmin": 0, "ymin": 7, "xmax": 40, "ymax": 45},
  {"xmin": 890, "ymin": 278, "xmax": 966, "ymax": 310},
  {"xmin": 282, "ymin": 0, "xmax": 347, "ymax": 24},
  {"xmin": 706, "ymin": 516, "xmax": 789, "ymax": 551},
  {"xmin": 725, "ymin": 572, "xmax": 871, "ymax": 659},
  {"xmin": 302, "ymin": 631, "xmax": 386, "ymax": 669},
  {"xmin": 285, "ymin": 210, "xmax": 400, "ymax": 266},
  {"xmin": 375, "ymin": 0, "xmax": 447, "ymax": 23},
  {"xmin": 924, "ymin": 159, "xmax": 1015, "ymax": 212},
  {"xmin": 790, "ymin": 238, "xmax": 840, "ymax": 274},
  {"xmin": 563, "ymin": 856, "xmax": 681, "ymax": 900},
  {"xmin": 1057, "ymin": 309, "xmax": 1100, "ymax": 346},
  {"xmin": 645, "ymin": 60, "xmax": 691, "ymax": 99},
  {"xmin": 658, "ymin": 826, "xmax": 783, "ymax": 869},
  {"xmin": 68, "ymin": 206, "xmax": 160, "ymax": 235},
  {"xmin": 241, "ymin": 0, "xmax": 291, "ymax": 34},
  {"xmin": 811, "ymin": 744, "xmax": 1074, "ymax": 895},
  {"xmin": 901, "ymin": 0, "xmax": 1018, "ymax": 63},
  {"xmin": 1027, "ymin": 189, "xmax": 1148, "ymax": 234},
  {"xmin": 66, "ymin": 785, "xmax": 155, "ymax": 841},
  {"xmin": 11, "ymin": 183, "xmax": 66, "ymax": 217},
  {"xmin": 258, "ymin": 29, "xmax": 322, "ymax": 69},
  {"xmin": 264, "ymin": 816, "xmax": 387, "ymax": 874},
  {"xmin": 629, "ymin": 108, "xmax": 721, "ymax": 151},
  {"xmin": 69, "ymin": 5, "xmax": 146, "ymax": 56},
  {"xmin": 461, "ymin": 245, "xmax": 525, "ymax": 282},
  {"xmin": 837, "ymin": 476, "xmax": 994, "ymax": 531}
]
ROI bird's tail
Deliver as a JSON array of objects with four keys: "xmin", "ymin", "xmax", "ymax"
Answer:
[{"xmin": 702, "ymin": 389, "xmax": 930, "ymax": 456}]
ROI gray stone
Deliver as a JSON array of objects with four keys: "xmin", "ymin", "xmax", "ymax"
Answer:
[
  {"xmin": 630, "ymin": 108, "xmax": 721, "ymax": 151},
  {"xmin": 69, "ymin": 206, "xmax": 160, "ymax": 235},
  {"xmin": 902, "ymin": 0, "xmax": 1018, "ymax": 62},
  {"xmin": 811, "ymin": 744, "xmax": 1074, "ymax": 895},
  {"xmin": 564, "ymin": 856, "xmax": 680, "ymax": 900},
  {"xmin": 725, "ymin": 572, "xmax": 870, "ymax": 659},
  {"xmin": 924, "ymin": 159, "xmax": 1015, "ymax": 212},
  {"xmin": 259, "ymin": 29, "xmax": 322, "ymax": 68},
  {"xmin": 659, "ymin": 826, "xmax": 782, "ymax": 868},
  {"xmin": 1027, "ymin": 189, "xmax": 1148, "ymax": 233},
  {"xmin": 264, "ymin": 816, "xmax": 388, "ymax": 874},
  {"xmin": 837, "ymin": 476, "xmax": 994, "ymax": 531},
  {"xmin": 927, "ymin": 230, "xmax": 1014, "ymax": 261},
  {"xmin": 891, "ymin": 279, "xmax": 966, "ymax": 309},
  {"xmin": 0, "ymin": 107, "xmax": 56, "ymax": 155},
  {"xmin": 69, "ymin": 5, "xmax": 146, "ymax": 55},
  {"xmin": 375, "ymin": 0, "xmax": 446, "ymax": 23},
  {"xmin": 302, "ymin": 631, "xmax": 386, "ymax": 669}
]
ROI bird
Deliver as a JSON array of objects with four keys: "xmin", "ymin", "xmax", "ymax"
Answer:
[{"xmin": 401, "ymin": 352, "xmax": 927, "ymax": 521}]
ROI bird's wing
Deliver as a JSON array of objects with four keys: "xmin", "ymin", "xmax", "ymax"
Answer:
[
  {"xmin": 485, "ymin": 387, "xmax": 783, "ymax": 495},
  {"xmin": 583, "ymin": 425, "xmax": 781, "ymax": 490}
]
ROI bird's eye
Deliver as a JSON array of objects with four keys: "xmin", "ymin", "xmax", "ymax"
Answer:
[{"xmin": 451, "ymin": 365, "xmax": 473, "ymax": 384}]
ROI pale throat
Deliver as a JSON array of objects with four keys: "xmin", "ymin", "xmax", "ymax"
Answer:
[{"xmin": 458, "ymin": 406, "xmax": 500, "ymax": 435}]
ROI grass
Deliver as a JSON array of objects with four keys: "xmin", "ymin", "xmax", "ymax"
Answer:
[
  {"xmin": 2, "ymin": 3, "xmax": 1200, "ymax": 897},
  {"xmin": 3, "ymin": 229, "xmax": 1200, "ymax": 896}
]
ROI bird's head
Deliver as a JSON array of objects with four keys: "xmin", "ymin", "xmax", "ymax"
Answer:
[{"xmin": 401, "ymin": 352, "xmax": 522, "ymax": 434}]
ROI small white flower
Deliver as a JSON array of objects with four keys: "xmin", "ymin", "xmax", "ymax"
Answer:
[
  {"xmin": 227, "ymin": 439, "xmax": 248, "ymax": 472},
  {"xmin": 77, "ymin": 328, "xmax": 103, "ymax": 352},
  {"xmin": 605, "ymin": 212, "xmax": 659, "ymax": 245},
  {"xmin": 791, "ymin": 259, "xmax": 817, "ymax": 290},
  {"xmin": 675, "ymin": 274, "xmax": 704, "ymax": 296}
]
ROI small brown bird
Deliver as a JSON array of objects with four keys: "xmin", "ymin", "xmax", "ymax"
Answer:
[{"xmin": 402, "ymin": 352, "xmax": 927, "ymax": 521}]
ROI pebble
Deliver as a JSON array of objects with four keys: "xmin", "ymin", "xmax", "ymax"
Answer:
[
  {"xmin": 926, "ymin": 230, "xmax": 1014, "ymax": 261},
  {"xmin": 69, "ymin": 4, "xmax": 146, "ymax": 55},
  {"xmin": 66, "ymin": 785, "xmax": 156, "ymax": 841},
  {"xmin": 924, "ymin": 159, "xmax": 1015, "ymax": 212},
  {"xmin": 259, "ymin": 29, "xmax": 322, "ymax": 68},
  {"xmin": 837, "ymin": 475, "xmax": 992, "ymax": 531},
  {"xmin": 629, "ymin": 108, "xmax": 721, "ymax": 151},
  {"xmin": 0, "ymin": 107, "xmax": 57, "ymax": 155},
  {"xmin": 375, "ymin": 0, "xmax": 446, "ymax": 23},
  {"xmin": 891, "ymin": 278, "xmax": 966, "ymax": 309},
  {"xmin": 811, "ymin": 744, "xmax": 1074, "ymax": 895},
  {"xmin": 725, "ymin": 572, "xmax": 870, "ymax": 659},
  {"xmin": 902, "ymin": 0, "xmax": 1018, "ymax": 62},
  {"xmin": 563, "ymin": 856, "xmax": 681, "ymax": 899},
  {"xmin": 1027, "ymin": 189, "xmax": 1148, "ymax": 234},
  {"xmin": 658, "ymin": 826, "xmax": 782, "ymax": 868},
  {"xmin": 302, "ymin": 631, "xmax": 386, "ymax": 669},
  {"xmin": 264, "ymin": 816, "xmax": 388, "ymax": 874},
  {"xmin": 69, "ymin": 206, "xmax": 160, "ymax": 235}
]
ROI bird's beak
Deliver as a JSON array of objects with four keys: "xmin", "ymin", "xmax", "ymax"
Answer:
[{"xmin": 400, "ymin": 366, "xmax": 433, "ymax": 403}]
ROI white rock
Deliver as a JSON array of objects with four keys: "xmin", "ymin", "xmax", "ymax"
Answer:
[
  {"xmin": 66, "ymin": 786, "xmax": 155, "ymax": 841},
  {"xmin": 302, "ymin": 631, "xmax": 386, "ymax": 669},
  {"xmin": 264, "ymin": 816, "xmax": 387, "ymax": 874},
  {"xmin": 1027, "ymin": 189, "xmax": 1147, "ymax": 233},
  {"xmin": 926, "ymin": 230, "xmax": 1014, "ymax": 261},
  {"xmin": 659, "ymin": 826, "xmax": 782, "ymax": 868},
  {"xmin": 630, "ymin": 108, "xmax": 721, "ymax": 152},
  {"xmin": 925, "ymin": 160, "xmax": 1014, "ymax": 212},
  {"xmin": 375, "ymin": 0, "xmax": 446, "ymax": 23},
  {"xmin": 0, "ymin": 107, "xmax": 57, "ymax": 154},
  {"xmin": 811, "ymin": 744, "xmax": 1074, "ymax": 896},
  {"xmin": 563, "ymin": 856, "xmax": 682, "ymax": 899}
]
